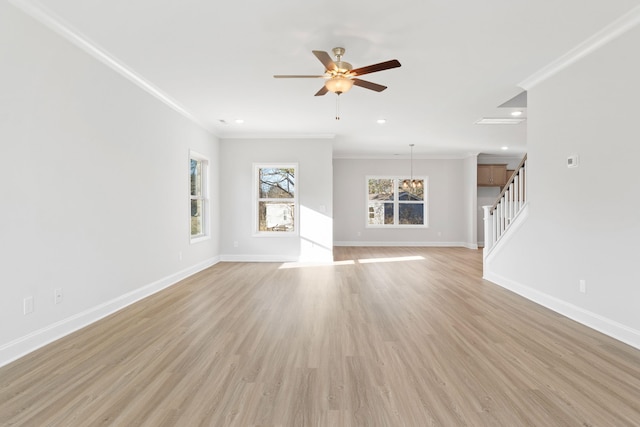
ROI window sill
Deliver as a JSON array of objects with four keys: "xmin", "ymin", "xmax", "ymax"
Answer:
[
  {"xmin": 366, "ymin": 225, "xmax": 429, "ymax": 229},
  {"xmin": 190, "ymin": 235, "xmax": 211, "ymax": 244},
  {"xmin": 253, "ymin": 231, "xmax": 299, "ymax": 238}
]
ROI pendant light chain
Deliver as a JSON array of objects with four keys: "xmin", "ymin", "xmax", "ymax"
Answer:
[{"xmin": 410, "ymin": 144, "xmax": 414, "ymax": 182}]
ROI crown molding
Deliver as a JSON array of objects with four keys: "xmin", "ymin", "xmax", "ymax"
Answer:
[
  {"xmin": 219, "ymin": 133, "xmax": 336, "ymax": 140},
  {"xmin": 332, "ymin": 153, "xmax": 472, "ymax": 160},
  {"xmin": 8, "ymin": 0, "xmax": 217, "ymax": 135},
  {"xmin": 519, "ymin": 5, "xmax": 640, "ymax": 90}
]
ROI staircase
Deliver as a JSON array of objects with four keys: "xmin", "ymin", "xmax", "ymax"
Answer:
[{"xmin": 482, "ymin": 154, "xmax": 527, "ymax": 257}]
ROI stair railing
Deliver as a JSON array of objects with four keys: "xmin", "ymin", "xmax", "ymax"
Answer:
[{"xmin": 483, "ymin": 154, "xmax": 527, "ymax": 254}]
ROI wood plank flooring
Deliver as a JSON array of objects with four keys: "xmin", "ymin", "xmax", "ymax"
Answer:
[{"xmin": 2, "ymin": 247, "xmax": 640, "ymax": 426}]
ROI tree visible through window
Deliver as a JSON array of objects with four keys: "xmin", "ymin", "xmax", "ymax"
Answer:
[
  {"xmin": 190, "ymin": 152, "xmax": 209, "ymax": 240},
  {"xmin": 367, "ymin": 176, "xmax": 427, "ymax": 227},
  {"xmin": 256, "ymin": 165, "xmax": 297, "ymax": 233}
]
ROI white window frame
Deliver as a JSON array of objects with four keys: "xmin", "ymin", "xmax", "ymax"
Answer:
[
  {"xmin": 190, "ymin": 151, "xmax": 210, "ymax": 243},
  {"xmin": 365, "ymin": 175, "xmax": 428, "ymax": 228},
  {"xmin": 254, "ymin": 163, "xmax": 298, "ymax": 236}
]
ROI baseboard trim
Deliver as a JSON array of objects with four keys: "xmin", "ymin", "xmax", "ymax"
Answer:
[
  {"xmin": 334, "ymin": 241, "xmax": 478, "ymax": 249},
  {"xmin": 483, "ymin": 271, "xmax": 640, "ymax": 351},
  {"xmin": 0, "ymin": 257, "xmax": 220, "ymax": 368}
]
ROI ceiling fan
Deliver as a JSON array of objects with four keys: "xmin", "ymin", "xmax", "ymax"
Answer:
[{"xmin": 274, "ymin": 47, "xmax": 401, "ymax": 97}]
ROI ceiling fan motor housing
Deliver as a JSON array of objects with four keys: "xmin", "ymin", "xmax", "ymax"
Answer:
[{"xmin": 331, "ymin": 47, "xmax": 352, "ymax": 74}]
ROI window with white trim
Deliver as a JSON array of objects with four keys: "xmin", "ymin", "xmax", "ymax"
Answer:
[
  {"xmin": 190, "ymin": 152, "xmax": 209, "ymax": 241},
  {"xmin": 255, "ymin": 164, "xmax": 297, "ymax": 234},
  {"xmin": 366, "ymin": 176, "xmax": 427, "ymax": 227}
]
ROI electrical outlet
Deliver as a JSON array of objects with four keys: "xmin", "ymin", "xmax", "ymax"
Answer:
[
  {"xmin": 233, "ymin": 241, "xmax": 239, "ymax": 248},
  {"xmin": 579, "ymin": 280, "xmax": 586, "ymax": 294},
  {"xmin": 54, "ymin": 288, "xmax": 63, "ymax": 304},
  {"xmin": 24, "ymin": 296, "xmax": 34, "ymax": 315},
  {"xmin": 178, "ymin": 251, "xmax": 183, "ymax": 261}
]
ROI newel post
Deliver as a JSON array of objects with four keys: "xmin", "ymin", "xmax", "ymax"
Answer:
[{"xmin": 482, "ymin": 205, "xmax": 494, "ymax": 255}]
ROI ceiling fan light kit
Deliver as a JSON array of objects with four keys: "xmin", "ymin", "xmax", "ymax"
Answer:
[
  {"xmin": 274, "ymin": 47, "xmax": 401, "ymax": 118},
  {"xmin": 325, "ymin": 75, "xmax": 354, "ymax": 94}
]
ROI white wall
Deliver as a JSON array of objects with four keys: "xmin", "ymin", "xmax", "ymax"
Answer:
[
  {"xmin": 333, "ymin": 158, "xmax": 476, "ymax": 248},
  {"xmin": 0, "ymin": 4, "xmax": 219, "ymax": 366},
  {"xmin": 485, "ymin": 24, "xmax": 640, "ymax": 348},
  {"xmin": 219, "ymin": 138, "xmax": 333, "ymax": 262},
  {"xmin": 463, "ymin": 155, "xmax": 478, "ymax": 248}
]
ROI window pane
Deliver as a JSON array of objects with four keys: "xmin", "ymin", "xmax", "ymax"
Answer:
[
  {"xmin": 191, "ymin": 199, "xmax": 202, "ymax": 236},
  {"xmin": 190, "ymin": 159, "xmax": 201, "ymax": 197},
  {"xmin": 259, "ymin": 201, "xmax": 295, "ymax": 232},
  {"xmin": 399, "ymin": 203, "xmax": 424, "ymax": 225},
  {"xmin": 368, "ymin": 179, "xmax": 394, "ymax": 201},
  {"xmin": 398, "ymin": 180, "xmax": 424, "ymax": 200},
  {"xmin": 368, "ymin": 202, "xmax": 394, "ymax": 225},
  {"xmin": 259, "ymin": 168, "xmax": 295, "ymax": 198}
]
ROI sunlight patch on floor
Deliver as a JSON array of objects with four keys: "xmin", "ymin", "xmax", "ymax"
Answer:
[
  {"xmin": 279, "ymin": 255, "xmax": 425, "ymax": 269},
  {"xmin": 278, "ymin": 260, "xmax": 356, "ymax": 269},
  {"xmin": 358, "ymin": 255, "xmax": 425, "ymax": 264}
]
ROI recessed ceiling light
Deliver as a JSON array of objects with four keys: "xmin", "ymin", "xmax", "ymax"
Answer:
[
  {"xmin": 501, "ymin": 146, "xmax": 509, "ymax": 150},
  {"xmin": 377, "ymin": 119, "xmax": 387, "ymax": 124},
  {"xmin": 511, "ymin": 111, "xmax": 523, "ymax": 117},
  {"xmin": 235, "ymin": 119, "xmax": 244, "ymax": 124}
]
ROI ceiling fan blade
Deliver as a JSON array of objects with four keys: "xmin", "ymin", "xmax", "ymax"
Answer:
[
  {"xmin": 351, "ymin": 59, "xmax": 401, "ymax": 76},
  {"xmin": 274, "ymin": 75, "xmax": 325, "ymax": 78},
  {"xmin": 314, "ymin": 86, "xmax": 329, "ymax": 96},
  {"xmin": 312, "ymin": 50, "xmax": 336, "ymax": 71},
  {"xmin": 352, "ymin": 78, "xmax": 387, "ymax": 92}
]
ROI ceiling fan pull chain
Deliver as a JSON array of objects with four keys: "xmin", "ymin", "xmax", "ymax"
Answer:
[{"xmin": 336, "ymin": 95, "xmax": 340, "ymax": 120}]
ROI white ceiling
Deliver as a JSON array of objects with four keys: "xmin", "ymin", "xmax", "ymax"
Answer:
[{"xmin": 12, "ymin": 0, "xmax": 640, "ymax": 157}]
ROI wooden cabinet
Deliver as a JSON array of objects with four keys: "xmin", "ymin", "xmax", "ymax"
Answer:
[{"xmin": 477, "ymin": 164, "xmax": 507, "ymax": 187}]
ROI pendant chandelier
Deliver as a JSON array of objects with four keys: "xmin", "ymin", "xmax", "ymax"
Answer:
[{"xmin": 402, "ymin": 144, "xmax": 422, "ymax": 192}]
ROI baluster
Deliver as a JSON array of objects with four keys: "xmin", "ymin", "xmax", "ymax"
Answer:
[
  {"xmin": 503, "ymin": 189, "xmax": 508, "ymax": 230},
  {"xmin": 522, "ymin": 160, "xmax": 526, "ymax": 203},
  {"xmin": 505, "ymin": 186, "xmax": 510, "ymax": 226},
  {"xmin": 510, "ymin": 179, "xmax": 514, "ymax": 218},
  {"xmin": 513, "ymin": 172, "xmax": 522, "ymax": 212},
  {"xmin": 499, "ymin": 196, "xmax": 505, "ymax": 236},
  {"xmin": 514, "ymin": 174, "xmax": 520, "ymax": 213},
  {"xmin": 495, "ymin": 206, "xmax": 499, "ymax": 242},
  {"xmin": 504, "ymin": 194, "xmax": 508, "ymax": 231},
  {"xmin": 504, "ymin": 193, "xmax": 508, "ymax": 230},
  {"xmin": 493, "ymin": 206, "xmax": 500, "ymax": 244},
  {"xmin": 519, "ymin": 169, "xmax": 523, "ymax": 208}
]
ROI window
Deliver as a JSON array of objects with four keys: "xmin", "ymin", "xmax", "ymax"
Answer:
[
  {"xmin": 367, "ymin": 176, "xmax": 427, "ymax": 227},
  {"xmin": 255, "ymin": 164, "xmax": 297, "ymax": 234},
  {"xmin": 190, "ymin": 152, "xmax": 209, "ymax": 241}
]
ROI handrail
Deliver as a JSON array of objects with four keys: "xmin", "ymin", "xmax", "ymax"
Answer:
[{"xmin": 491, "ymin": 154, "xmax": 527, "ymax": 212}]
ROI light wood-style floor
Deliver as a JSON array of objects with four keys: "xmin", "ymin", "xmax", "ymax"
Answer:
[{"xmin": 2, "ymin": 247, "xmax": 640, "ymax": 426}]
